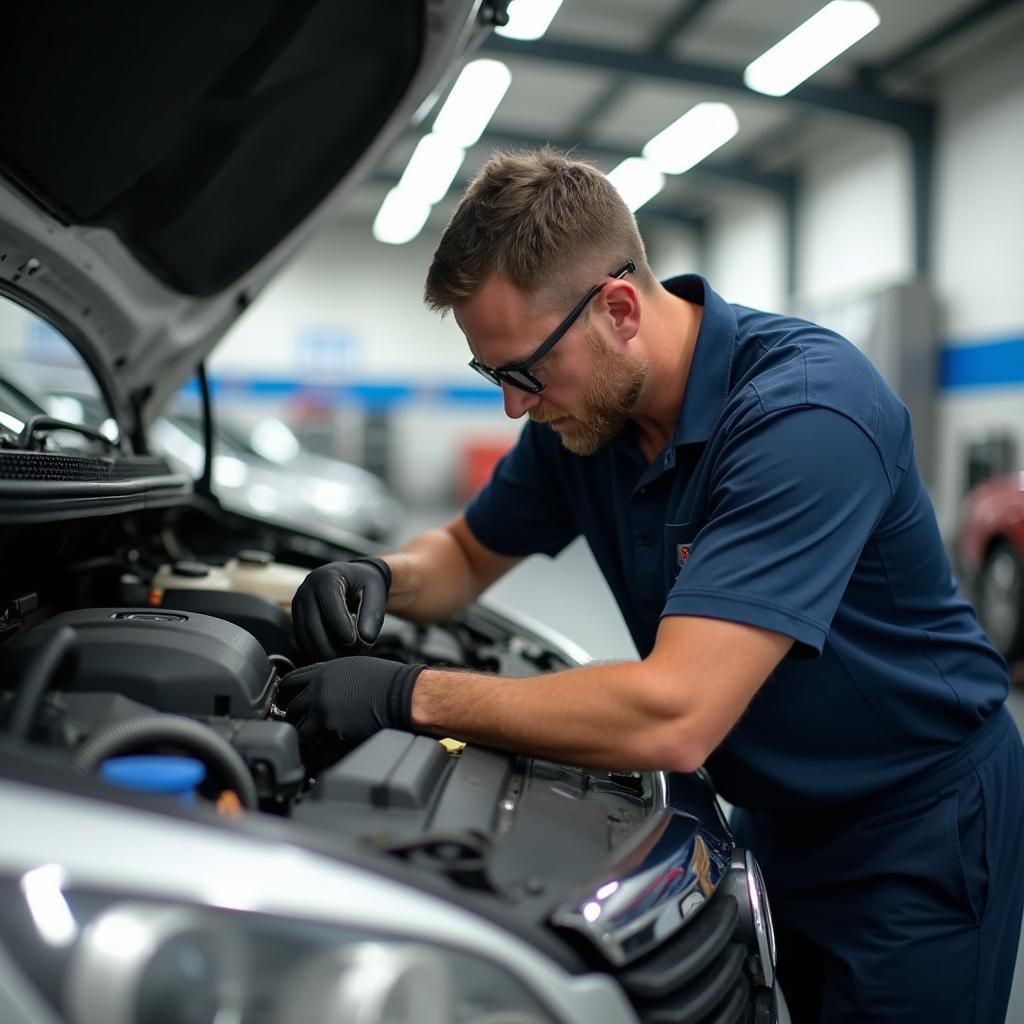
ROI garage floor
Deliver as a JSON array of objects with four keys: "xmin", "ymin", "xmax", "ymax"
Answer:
[{"xmin": 402, "ymin": 511, "xmax": 1024, "ymax": 1019}]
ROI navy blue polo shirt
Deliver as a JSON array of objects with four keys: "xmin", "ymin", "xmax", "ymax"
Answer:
[{"xmin": 465, "ymin": 275, "xmax": 1010, "ymax": 814}]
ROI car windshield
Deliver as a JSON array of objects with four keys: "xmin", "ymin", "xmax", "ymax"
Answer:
[
  {"xmin": 1, "ymin": 294, "xmax": 119, "ymax": 445},
  {"xmin": 0, "ymin": 376, "xmax": 46, "ymax": 430}
]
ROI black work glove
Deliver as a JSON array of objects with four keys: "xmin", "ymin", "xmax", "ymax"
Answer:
[
  {"xmin": 291, "ymin": 557, "xmax": 392, "ymax": 662},
  {"xmin": 280, "ymin": 656, "xmax": 425, "ymax": 749}
]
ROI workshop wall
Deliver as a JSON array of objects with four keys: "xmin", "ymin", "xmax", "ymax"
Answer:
[
  {"xmin": 706, "ymin": 195, "xmax": 788, "ymax": 312},
  {"xmin": 692, "ymin": 20, "xmax": 1023, "ymax": 535},
  {"xmin": 210, "ymin": 19, "xmax": 1022, "ymax": 516},
  {"xmin": 931, "ymin": 22, "xmax": 1024, "ymax": 533},
  {"xmin": 796, "ymin": 127, "xmax": 913, "ymax": 301},
  {"xmin": 215, "ymin": 229, "xmax": 464, "ymax": 377},
  {"xmin": 211, "ymin": 225, "xmax": 516, "ymax": 503},
  {"xmin": 212, "ymin": 212, "xmax": 705, "ymax": 505},
  {"xmin": 645, "ymin": 222, "xmax": 702, "ymax": 283}
]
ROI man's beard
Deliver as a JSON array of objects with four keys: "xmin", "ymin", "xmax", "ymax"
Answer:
[{"xmin": 533, "ymin": 332, "xmax": 648, "ymax": 456}]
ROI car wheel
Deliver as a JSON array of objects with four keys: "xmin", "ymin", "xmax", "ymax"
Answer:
[{"xmin": 978, "ymin": 540, "xmax": 1024, "ymax": 661}]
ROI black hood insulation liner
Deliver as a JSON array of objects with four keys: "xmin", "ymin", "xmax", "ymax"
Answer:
[{"xmin": 0, "ymin": 2, "xmax": 424, "ymax": 296}]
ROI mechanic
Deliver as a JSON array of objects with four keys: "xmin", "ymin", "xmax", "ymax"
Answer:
[{"xmin": 281, "ymin": 149, "xmax": 1024, "ymax": 1023}]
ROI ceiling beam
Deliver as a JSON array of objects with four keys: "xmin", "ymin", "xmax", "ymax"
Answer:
[
  {"xmin": 860, "ymin": 0, "xmax": 1022, "ymax": 84},
  {"xmin": 480, "ymin": 31, "xmax": 935, "ymax": 280},
  {"xmin": 654, "ymin": 0, "xmax": 720, "ymax": 48},
  {"xmin": 568, "ymin": 0, "xmax": 719, "ymax": 143},
  {"xmin": 480, "ymin": 127, "xmax": 797, "ymax": 200},
  {"xmin": 481, "ymin": 35, "xmax": 932, "ymax": 132}
]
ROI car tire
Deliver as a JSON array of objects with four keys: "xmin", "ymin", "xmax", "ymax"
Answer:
[{"xmin": 977, "ymin": 540, "xmax": 1024, "ymax": 662}]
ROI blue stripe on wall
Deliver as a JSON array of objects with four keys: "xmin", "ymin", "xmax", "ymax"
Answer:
[
  {"xmin": 940, "ymin": 334, "xmax": 1024, "ymax": 390},
  {"xmin": 186, "ymin": 333, "xmax": 1024, "ymax": 407},
  {"xmin": 191, "ymin": 376, "xmax": 503, "ymax": 407}
]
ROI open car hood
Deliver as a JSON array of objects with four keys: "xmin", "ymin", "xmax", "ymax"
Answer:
[{"xmin": 0, "ymin": 0, "xmax": 488, "ymax": 439}]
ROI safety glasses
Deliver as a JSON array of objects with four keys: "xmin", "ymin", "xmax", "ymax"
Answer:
[{"xmin": 468, "ymin": 260, "xmax": 635, "ymax": 394}]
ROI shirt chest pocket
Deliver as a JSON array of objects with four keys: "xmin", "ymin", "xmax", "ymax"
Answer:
[{"xmin": 664, "ymin": 521, "xmax": 698, "ymax": 586}]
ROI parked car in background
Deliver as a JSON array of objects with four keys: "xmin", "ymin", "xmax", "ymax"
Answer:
[
  {"xmin": 40, "ymin": 390, "xmax": 404, "ymax": 544},
  {"xmin": 959, "ymin": 471, "xmax": 1024, "ymax": 662},
  {"xmin": 155, "ymin": 412, "xmax": 405, "ymax": 544},
  {"xmin": 0, "ymin": 3, "xmax": 786, "ymax": 1023}
]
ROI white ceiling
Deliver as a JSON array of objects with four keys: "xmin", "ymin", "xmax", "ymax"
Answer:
[{"xmin": 350, "ymin": 0, "xmax": 1024, "ymax": 233}]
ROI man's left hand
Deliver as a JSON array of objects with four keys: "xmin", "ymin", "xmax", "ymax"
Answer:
[{"xmin": 279, "ymin": 657, "xmax": 425, "ymax": 747}]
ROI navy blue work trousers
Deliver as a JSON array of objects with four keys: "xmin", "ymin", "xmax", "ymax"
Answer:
[{"xmin": 732, "ymin": 708, "xmax": 1024, "ymax": 1023}]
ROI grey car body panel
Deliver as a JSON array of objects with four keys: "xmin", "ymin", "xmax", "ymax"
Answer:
[
  {"xmin": 0, "ymin": 779, "xmax": 640, "ymax": 1024},
  {"xmin": 0, "ymin": 0, "xmax": 486, "ymax": 438}
]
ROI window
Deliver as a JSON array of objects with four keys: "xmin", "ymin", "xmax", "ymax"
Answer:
[{"xmin": 0, "ymin": 295, "xmax": 118, "ymax": 444}]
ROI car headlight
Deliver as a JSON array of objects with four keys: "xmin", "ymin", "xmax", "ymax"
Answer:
[
  {"xmin": 4, "ymin": 874, "xmax": 555, "ymax": 1024},
  {"xmin": 306, "ymin": 479, "xmax": 358, "ymax": 516},
  {"xmin": 212, "ymin": 455, "xmax": 250, "ymax": 489}
]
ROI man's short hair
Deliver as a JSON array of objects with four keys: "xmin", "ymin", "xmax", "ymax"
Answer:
[{"xmin": 424, "ymin": 147, "xmax": 653, "ymax": 315}]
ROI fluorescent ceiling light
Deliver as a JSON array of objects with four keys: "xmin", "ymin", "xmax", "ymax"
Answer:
[
  {"xmin": 431, "ymin": 59, "xmax": 512, "ymax": 148},
  {"xmin": 744, "ymin": 1, "xmax": 880, "ymax": 97},
  {"xmin": 494, "ymin": 0, "xmax": 563, "ymax": 40},
  {"xmin": 398, "ymin": 134, "xmax": 466, "ymax": 205},
  {"xmin": 372, "ymin": 187, "xmax": 432, "ymax": 246},
  {"xmin": 642, "ymin": 102, "xmax": 739, "ymax": 176},
  {"xmin": 606, "ymin": 158, "xmax": 665, "ymax": 212}
]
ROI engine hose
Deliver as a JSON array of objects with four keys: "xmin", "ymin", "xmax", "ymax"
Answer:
[
  {"xmin": 71, "ymin": 715, "xmax": 258, "ymax": 809},
  {"xmin": 5, "ymin": 626, "xmax": 79, "ymax": 740}
]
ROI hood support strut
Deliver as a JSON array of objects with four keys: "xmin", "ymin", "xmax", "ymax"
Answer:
[{"xmin": 196, "ymin": 363, "xmax": 214, "ymax": 498}]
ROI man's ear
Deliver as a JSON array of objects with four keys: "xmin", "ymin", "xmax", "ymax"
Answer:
[{"xmin": 602, "ymin": 279, "xmax": 641, "ymax": 341}]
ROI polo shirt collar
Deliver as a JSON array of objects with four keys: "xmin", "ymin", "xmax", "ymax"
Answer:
[{"xmin": 662, "ymin": 274, "xmax": 738, "ymax": 447}]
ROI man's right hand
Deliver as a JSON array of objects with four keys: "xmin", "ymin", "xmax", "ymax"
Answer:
[{"xmin": 291, "ymin": 557, "xmax": 392, "ymax": 662}]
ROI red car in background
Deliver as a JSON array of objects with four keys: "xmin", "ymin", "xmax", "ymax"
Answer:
[{"xmin": 959, "ymin": 472, "xmax": 1024, "ymax": 662}]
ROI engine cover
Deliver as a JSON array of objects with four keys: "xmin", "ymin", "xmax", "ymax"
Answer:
[{"xmin": 7, "ymin": 608, "xmax": 275, "ymax": 719}]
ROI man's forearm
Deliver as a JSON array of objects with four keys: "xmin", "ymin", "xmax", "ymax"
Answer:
[
  {"xmin": 409, "ymin": 661, "xmax": 703, "ymax": 773},
  {"xmin": 381, "ymin": 528, "xmax": 481, "ymax": 622}
]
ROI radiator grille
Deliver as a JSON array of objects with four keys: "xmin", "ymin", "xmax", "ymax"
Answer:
[{"xmin": 617, "ymin": 894, "xmax": 758, "ymax": 1024}]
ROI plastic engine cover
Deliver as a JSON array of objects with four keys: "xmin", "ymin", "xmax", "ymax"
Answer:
[{"xmin": 8, "ymin": 608, "xmax": 275, "ymax": 718}]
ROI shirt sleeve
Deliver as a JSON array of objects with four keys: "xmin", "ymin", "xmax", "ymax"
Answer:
[
  {"xmin": 465, "ymin": 420, "xmax": 580, "ymax": 558},
  {"xmin": 661, "ymin": 406, "xmax": 894, "ymax": 655}
]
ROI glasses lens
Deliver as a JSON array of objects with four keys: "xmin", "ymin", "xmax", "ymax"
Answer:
[
  {"xmin": 470, "ymin": 361, "xmax": 501, "ymax": 386},
  {"xmin": 503, "ymin": 369, "xmax": 542, "ymax": 393}
]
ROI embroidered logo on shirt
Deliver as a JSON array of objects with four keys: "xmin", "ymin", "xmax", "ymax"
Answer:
[{"xmin": 677, "ymin": 543, "xmax": 691, "ymax": 567}]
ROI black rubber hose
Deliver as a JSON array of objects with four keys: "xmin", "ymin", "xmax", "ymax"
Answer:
[
  {"xmin": 71, "ymin": 715, "xmax": 259, "ymax": 809},
  {"xmin": 5, "ymin": 626, "xmax": 79, "ymax": 740}
]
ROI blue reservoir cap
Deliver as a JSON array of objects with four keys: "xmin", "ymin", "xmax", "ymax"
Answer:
[{"xmin": 100, "ymin": 755, "xmax": 206, "ymax": 805}]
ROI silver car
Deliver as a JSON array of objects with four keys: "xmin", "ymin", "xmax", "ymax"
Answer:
[
  {"xmin": 0, "ymin": 3, "xmax": 786, "ymax": 1023},
  {"xmin": 151, "ymin": 412, "xmax": 404, "ymax": 544}
]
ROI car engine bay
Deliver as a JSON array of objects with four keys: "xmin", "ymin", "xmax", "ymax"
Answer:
[{"xmin": 0, "ymin": 485, "xmax": 779, "ymax": 1023}]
